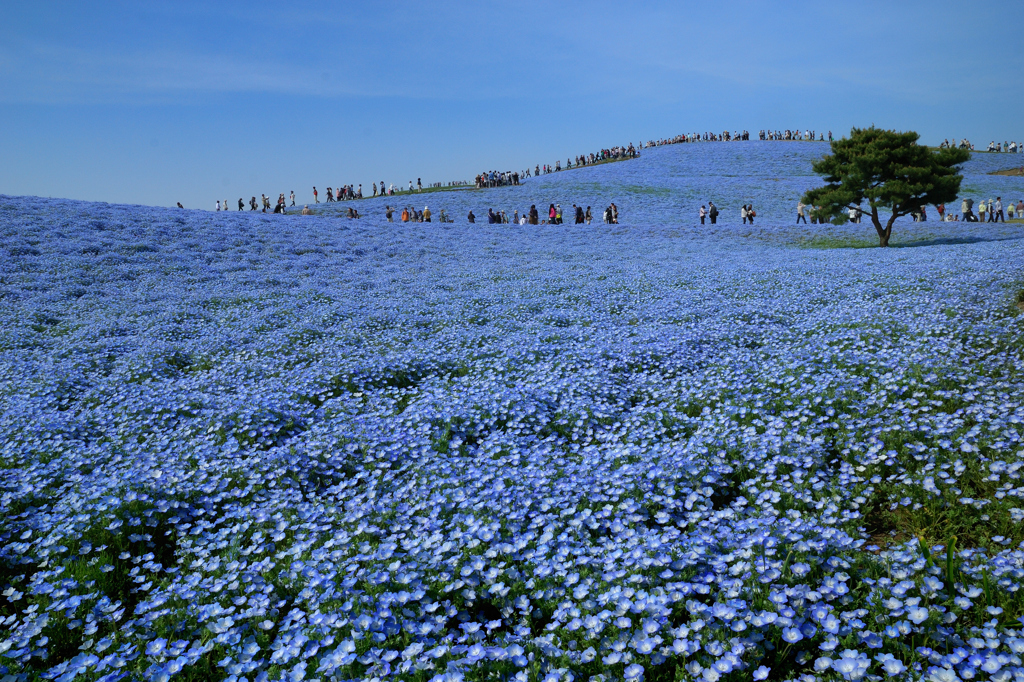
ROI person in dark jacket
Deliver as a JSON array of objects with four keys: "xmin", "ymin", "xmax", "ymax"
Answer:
[
  {"xmin": 467, "ymin": 210, "xmax": 476, "ymax": 223},
  {"xmin": 529, "ymin": 205, "xmax": 539, "ymax": 225}
]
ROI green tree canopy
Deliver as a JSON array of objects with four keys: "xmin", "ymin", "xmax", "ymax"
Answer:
[{"xmin": 803, "ymin": 127, "xmax": 970, "ymax": 246}]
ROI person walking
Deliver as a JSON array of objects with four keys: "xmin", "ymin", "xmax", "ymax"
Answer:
[
  {"xmin": 747, "ymin": 204, "xmax": 755, "ymax": 225},
  {"xmin": 290, "ymin": 191, "xmax": 295, "ymax": 206},
  {"xmin": 708, "ymin": 201, "xmax": 718, "ymax": 225},
  {"xmin": 549, "ymin": 203, "xmax": 557, "ymax": 224},
  {"xmin": 979, "ymin": 199, "xmax": 987, "ymax": 222},
  {"xmin": 238, "ymin": 198, "xmax": 244, "ymax": 211},
  {"xmin": 585, "ymin": 206, "xmax": 592, "ymax": 224},
  {"xmin": 741, "ymin": 204, "xmax": 748, "ymax": 224},
  {"xmin": 313, "ymin": 187, "xmax": 318, "ymax": 204},
  {"xmin": 423, "ymin": 206, "xmax": 431, "ymax": 222},
  {"xmin": 994, "ymin": 197, "xmax": 1004, "ymax": 222},
  {"xmin": 215, "ymin": 200, "xmax": 221, "ymax": 212},
  {"xmin": 796, "ymin": 201, "xmax": 807, "ymax": 224},
  {"xmin": 699, "ymin": 205, "xmax": 706, "ymax": 225}
]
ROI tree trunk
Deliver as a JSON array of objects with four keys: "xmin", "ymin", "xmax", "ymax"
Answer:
[
  {"xmin": 869, "ymin": 208, "xmax": 888, "ymax": 247},
  {"xmin": 881, "ymin": 214, "xmax": 898, "ymax": 248}
]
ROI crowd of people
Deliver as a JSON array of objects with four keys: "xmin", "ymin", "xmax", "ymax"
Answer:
[
  {"xmin": 215, "ymin": 193, "xmax": 294, "ymax": 213},
  {"xmin": 371, "ymin": 202, "xmax": 624, "ymax": 225},
  {"xmin": 939, "ymin": 139, "xmax": 1022, "ymax": 153},
  {"xmin": 201, "ymin": 128, "xmax": 842, "ymax": 211},
  {"xmin": 381, "ymin": 205, "xmax": 456, "ymax": 223},
  {"xmin": 460, "ymin": 203, "xmax": 620, "ymax": 225},
  {"xmin": 951, "ymin": 197, "xmax": 1023, "ymax": 222},
  {"xmin": 646, "ymin": 132, "xmax": 751, "ymax": 146},
  {"xmin": 197, "ymin": 126, "xmax": 1022, "ymax": 215},
  {"xmin": 472, "ymin": 144, "xmax": 640, "ymax": 190},
  {"xmin": 760, "ymin": 130, "xmax": 831, "ymax": 141},
  {"xmin": 642, "ymin": 129, "xmax": 838, "ymax": 147}
]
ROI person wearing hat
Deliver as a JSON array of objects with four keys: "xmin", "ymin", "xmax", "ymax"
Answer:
[
  {"xmin": 423, "ymin": 206, "xmax": 432, "ymax": 222},
  {"xmin": 301, "ymin": 205, "xmax": 312, "ymax": 215}
]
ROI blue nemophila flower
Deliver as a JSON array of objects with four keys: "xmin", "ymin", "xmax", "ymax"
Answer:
[
  {"xmin": 782, "ymin": 627, "xmax": 803, "ymax": 643},
  {"xmin": 908, "ymin": 607, "xmax": 929, "ymax": 624},
  {"xmin": 875, "ymin": 653, "xmax": 906, "ymax": 676},
  {"xmin": 3, "ymin": 168, "xmax": 1024, "ymax": 681}
]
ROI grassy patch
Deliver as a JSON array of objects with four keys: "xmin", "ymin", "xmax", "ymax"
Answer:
[
  {"xmin": 988, "ymin": 167, "xmax": 1024, "ymax": 176},
  {"xmin": 797, "ymin": 234, "xmax": 878, "ymax": 249}
]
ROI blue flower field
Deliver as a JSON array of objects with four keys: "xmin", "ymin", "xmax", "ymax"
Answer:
[{"xmin": 2, "ymin": 142, "xmax": 1024, "ymax": 682}]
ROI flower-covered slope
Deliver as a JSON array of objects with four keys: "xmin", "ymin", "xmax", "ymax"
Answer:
[
  {"xmin": 1, "ymin": 165, "xmax": 1024, "ymax": 682},
  {"xmin": 324, "ymin": 140, "xmax": 1024, "ymax": 226}
]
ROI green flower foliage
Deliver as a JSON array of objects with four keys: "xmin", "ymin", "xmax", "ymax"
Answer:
[{"xmin": 803, "ymin": 127, "xmax": 970, "ymax": 246}]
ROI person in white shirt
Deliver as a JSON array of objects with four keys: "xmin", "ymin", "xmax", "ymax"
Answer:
[{"xmin": 215, "ymin": 200, "xmax": 221, "ymax": 211}]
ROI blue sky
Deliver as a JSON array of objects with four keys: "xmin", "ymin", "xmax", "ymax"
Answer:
[{"xmin": 2, "ymin": 0, "xmax": 1021, "ymax": 209}]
